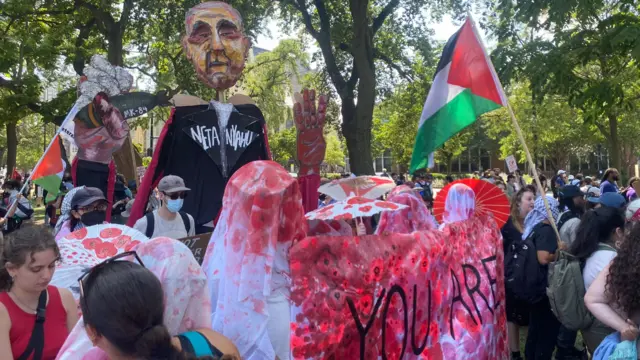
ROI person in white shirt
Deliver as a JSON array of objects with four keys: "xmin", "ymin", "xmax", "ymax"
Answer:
[
  {"xmin": 569, "ymin": 206, "xmax": 624, "ymax": 351},
  {"xmin": 133, "ymin": 175, "xmax": 195, "ymax": 239}
]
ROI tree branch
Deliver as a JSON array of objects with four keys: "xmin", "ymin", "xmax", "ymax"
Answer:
[
  {"xmin": 74, "ymin": 0, "xmax": 115, "ymax": 35},
  {"xmin": 314, "ymin": 0, "xmax": 331, "ymax": 32},
  {"xmin": 372, "ymin": 0, "xmax": 400, "ymax": 35},
  {"xmin": 373, "ymin": 49, "xmax": 413, "ymax": 81},
  {"xmin": 290, "ymin": 0, "xmax": 319, "ymax": 39},
  {"xmin": 0, "ymin": 76, "xmax": 15, "ymax": 91},
  {"xmin": 118, "ymin": 0, "xmax": 134, "ymax": 33},
  {"xmin": 125, "ymin": 65, "xmax": 173, "ymax": 90},
  {"xmin": 288, "ymin": 0, "xmax": 346, "ymax": 92}
]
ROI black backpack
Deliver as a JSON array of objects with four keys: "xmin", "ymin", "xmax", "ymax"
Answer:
[
  {"xmin": 505, "ymin": 223, "xmax": 549, "ymax": 304},
  {"xmin": 144, "ymin": 211, "xmax": 191, "ymax": 238}
]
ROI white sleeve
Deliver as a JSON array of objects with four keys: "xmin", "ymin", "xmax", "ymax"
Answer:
[
  {"xmin": 188, "ymin": 214, "xmax": 196, "ymax": 236},
  {"xmin": 133, "ymin": 216, "xmax": 147, "ymax": 235}
]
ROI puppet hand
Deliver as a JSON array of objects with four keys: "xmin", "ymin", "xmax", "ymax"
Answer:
[
  {"xmin": 94, "ymin": 92, "xmax": 129, "ymax": 141},
  {"xmin": 294, "ymin": 89, "xmax": 327, "ymax": 176}
]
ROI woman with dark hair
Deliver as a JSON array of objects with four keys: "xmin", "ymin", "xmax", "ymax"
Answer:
[
  {"xmin": 585, "ymin": 221, "xmax": 640, "ymax": 351},
  {"xmin": 502, "ymin": 187, "xmax": 535, "ymax": 360},
  {"xmin": 79, "ymin": 258, "xmax": 239, "ymax": 359},
  {"xmin": 623, "ymin": 177, "xmax": 640, "ymax": 202},
  {"xmin": 569, "ymin": 207, "xmax": 623, "ymax": 351},
  {"xmin": 556, "ymin": 185, "xmax": 586, "ymax": 247},
  {"xmin": 0, "ymin": 226, "xmax": 78, "ymax": 359}
]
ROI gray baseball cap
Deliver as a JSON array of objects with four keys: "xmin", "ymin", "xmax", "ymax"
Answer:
[
  {"xmin": 71, "ymin": 187, "xmax": 106, "ymax": 209},
  {"xmin": 158, "ymin": 175, "xmax": 190, "ymax": 193}
]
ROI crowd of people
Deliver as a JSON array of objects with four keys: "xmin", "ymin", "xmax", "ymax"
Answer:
[{"xmin": 0, "ymin": 163, "xmax": 639, "ymax": 359}]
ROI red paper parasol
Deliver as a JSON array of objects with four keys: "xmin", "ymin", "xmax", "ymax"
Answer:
[
  {"xmin": 318, "ymin": 176, "xmax": 396, "ymax": 200},
  {"xmin": 305, "ymin": 196, "xmax": 407, "ymax": 221},
  {"xmin": 433, "ymin": 178, "xmax": 510, "ymax": 227}
]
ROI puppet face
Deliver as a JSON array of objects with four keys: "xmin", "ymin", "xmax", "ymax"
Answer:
[{"xmin": 182, "ymin": 2, "xmax": 250, "ymax": 91}]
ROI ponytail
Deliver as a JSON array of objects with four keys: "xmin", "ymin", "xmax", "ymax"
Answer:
[{"xmin": 135, "ymin": 324, "xmax": 194, "ymax": 360}]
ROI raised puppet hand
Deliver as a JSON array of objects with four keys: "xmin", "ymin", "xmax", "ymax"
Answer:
[
  {"xmin": 74, "ymin": 92, "xmax": 129, "ymax": 164},
  {"xmin": 294, "ymin": 89, "xmax": 327, "ymax": 176}
]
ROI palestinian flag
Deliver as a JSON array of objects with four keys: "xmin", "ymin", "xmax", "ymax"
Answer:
[
  {"xmin": 409, "ymin": 17, "xmax": 507, "ymax": 173},
  {"xmin": 32, "ymin": 135, "xmax": 65, "ymax": 201}
]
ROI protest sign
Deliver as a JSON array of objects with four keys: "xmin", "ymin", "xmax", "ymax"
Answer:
[
  {"xmin": 289, "ymin": 215, "xmax": 506, "ymax": 359},
  {"xmin": 178, "ymin": 232, "xmax": 212, "ymax": 265},
  {"xmin": 505, "ymin": 155, "xmax": 518, "ymax": 173},
  {"xmin": 136, "ymin": 166, "xmax": 147, "ymax": 183}
]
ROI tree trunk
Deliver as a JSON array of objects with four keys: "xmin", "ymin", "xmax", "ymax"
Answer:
[
  {"xmin": 607, "ymin": 112, "xmax": 621, "ymax": 173},
  {"xmin": 107, "ymin": 30, "xmax": 124, "ymax": 66},
  {"xmin": 6, "ymin": 122, "xmax": 17, "ymax": 178},
  {"xmin": 341, "ymin": 99, "xmax": 374, "ymax": 175}
]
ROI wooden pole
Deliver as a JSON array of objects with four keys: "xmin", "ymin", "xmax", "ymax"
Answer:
[
  {"xmin": 506, "ymin": 103, "xmax": 562, "ymax": 244},
  {"xmin": 466, "ymin": 15, "xmax": 562, "ymax": 245}
]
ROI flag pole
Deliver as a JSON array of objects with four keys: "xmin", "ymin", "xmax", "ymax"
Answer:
[
  {"xmin": 468, "ymin": 16, "xmax": 562, "ymax": 244},
  {"xmin": 3, "ymin": 104, "xmax": 79, "ymax": 220}
]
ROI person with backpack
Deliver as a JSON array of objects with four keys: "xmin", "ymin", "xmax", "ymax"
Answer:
[
  {"xmin": 557, "ymin": 185, "xmax": 586, "ymax": 247},
  {"xmin": 585, "ymin": 221, "xmax": 640, "ymax": 354},
  {"xmin": 133, "ymin": 175, "xmax": 195, "ymax": 239},
  {"xmin": 568, "ymin": 207, "xmax": 623, "ymax": 352},
  {"xmin": 507, "ymin": 195, "xmax": 561, "ymax": 360},
  {"xmin": 502, "ymin": 187, "xmax": 535, "ymax": 360}
]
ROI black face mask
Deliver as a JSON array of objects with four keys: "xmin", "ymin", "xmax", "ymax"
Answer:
[{"xmin": 80, "ymin": 211, "xmax": 106, "ymax": 227}]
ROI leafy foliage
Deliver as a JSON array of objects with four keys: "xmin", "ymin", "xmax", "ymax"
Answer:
[
  {"xmin": 488, "ymin": 0, "xmax": 640, "ymax": 171},
  {"xmin": 276, "ymin": 0, "xmax": 472, "ymax": 174}
]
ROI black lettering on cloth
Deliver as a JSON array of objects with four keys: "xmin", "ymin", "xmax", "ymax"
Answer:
[
  {"xmin": 381, "ymin": 285, "xmax": 408, "ymax": 360},
  {"xmin": 347, "ymin": 289, "xmax": 387, "ymax": 360},
  {"xmin": 481, "ymin": 255, "xmax": 500, "ymax": 310},
  {"xmin": 449, "ymin": 269, "xmax": 477, "ymax": 340},
  {"xmin": 411, "ymin": 283, "xmax": 432, "ymax": 355},
  {"xmin": 462, "ymin": 264, "xmax": 493, "ymax": 322}
]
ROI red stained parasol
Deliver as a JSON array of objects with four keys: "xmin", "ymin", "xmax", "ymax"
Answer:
[
  {"xmin": 318, "ymin": 176, "xmax": 396, "ymax": 200},
  {"xmin": 433, "ymin": 178, "xmax": 510, "ymax": 228},
  {"xmin": 305, "ymin": 196, "xmax": 408, "ymax": 221}
]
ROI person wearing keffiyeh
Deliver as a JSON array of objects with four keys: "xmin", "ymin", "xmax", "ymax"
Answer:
[
  {"xmin": 521, "ymin": 195, "xmax": 563, "ymax": 360},
  {"xmin": 53, "ymin": 186, "xmax": 85, "ymax": 237},
  {"xmin": 522, "ymin": 196, "xmax": 560, "ymax": 240}
]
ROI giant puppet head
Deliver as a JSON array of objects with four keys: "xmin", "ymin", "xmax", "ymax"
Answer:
[{"xmin": 182, "ymin": 2, "xmax": 251, "ymax": 91}]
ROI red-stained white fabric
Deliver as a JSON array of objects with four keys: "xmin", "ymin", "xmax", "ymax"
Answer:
[
  {"xmin": 202, "ymin": 160, "xmax": 307, "ymax": 360},
  {"xmin": 375, "ymin": 191, "xmax": 437, "ymax": 235},
  {"xmin": 56, "ymin": 237, "xmax": 210, "ymax": 359},
  {"xmin": 307, "ymin": 219, "xmax": 353, "ymax": 237},
  {"xmin": 443, "ymin": 183, "xmax": 476, "ymax": 225}
]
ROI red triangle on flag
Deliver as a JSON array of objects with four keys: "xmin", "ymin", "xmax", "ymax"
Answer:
[
  {"xmin": 32, "ymin": 135, "xmax": 64, "ymax": 180},
  {"xmin": 447, "ymin": 19, "xmax": 504, "ymax": 106}
]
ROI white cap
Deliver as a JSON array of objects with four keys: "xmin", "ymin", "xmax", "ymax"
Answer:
[{"xmin": 557, "ymin": 170, "xmax": 566, "ymax": 176}]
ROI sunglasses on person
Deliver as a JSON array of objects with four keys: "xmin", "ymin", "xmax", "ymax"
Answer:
[
  {"xmin": 77, "ymin": 203, "xmax": 109, "ymax": 213},
  {"xmin": 77, "ymin": 251, "xmax": 146, "ymax": 303},
  {"xmin": 163, "ymin": 192, "xmax": 187, "ymax": 200}
]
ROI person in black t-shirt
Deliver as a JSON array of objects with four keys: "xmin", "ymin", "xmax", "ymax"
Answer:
[{"xmin": 522, "ymin": 196, "xmax": 562, "ymax": 360}]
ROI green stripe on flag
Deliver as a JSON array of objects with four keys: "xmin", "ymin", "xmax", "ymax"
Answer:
[
  {"xmin": 33, "ymin": 174, "xmax": 62, "ymax": 199},
  {"xmin": 410, "ymin": 89, "xmax": 501, "ymax": 172}
]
